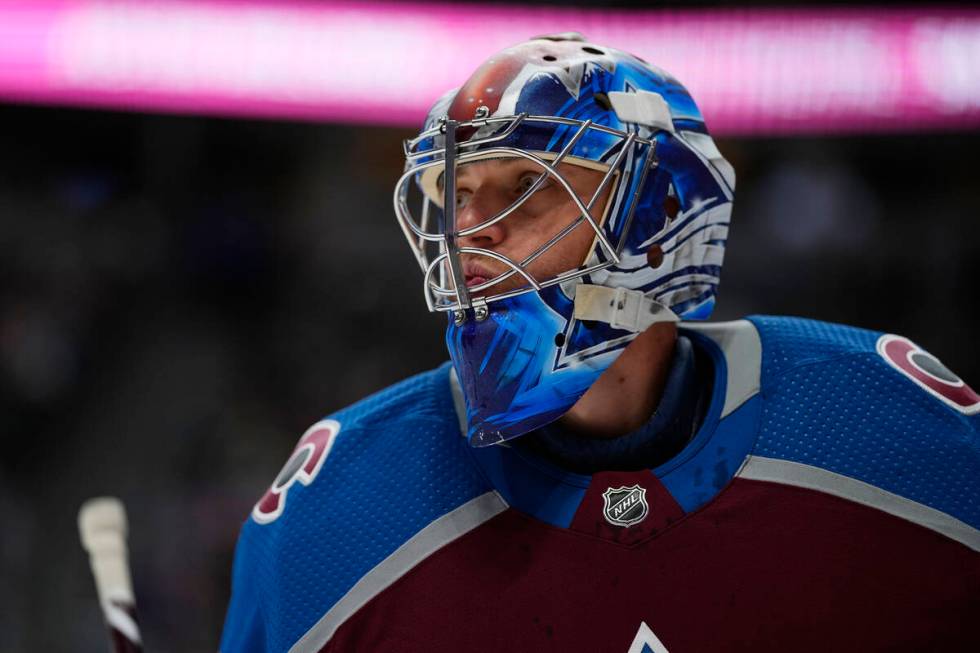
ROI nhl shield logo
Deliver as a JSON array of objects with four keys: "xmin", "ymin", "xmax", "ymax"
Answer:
[{"xmin": 602, "ymin": 485, "xmax": 649, "ymax": 527}]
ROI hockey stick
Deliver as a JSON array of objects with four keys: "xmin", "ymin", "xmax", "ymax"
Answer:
[{"xmin": 78, "ymin": 497, "xmax": 144, "ymax": 653}]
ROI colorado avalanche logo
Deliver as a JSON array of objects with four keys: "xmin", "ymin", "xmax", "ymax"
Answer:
[
  {"xmin": 876, "ymin": 334, "xmax": 980, "ymax": 415},
  {"xmin": 252, "ymin": 419, "xmax": 341, "ymax": 524},
  {"xmin": 602, "ymin": 484, "xmax": 649, "ymax": 527}
]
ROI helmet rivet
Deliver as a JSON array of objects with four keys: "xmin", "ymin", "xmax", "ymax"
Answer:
[
  {"xmin": 473, "ymin": 298, "xmax": 489, "ymax": 322},
  {"xmin": 453, "ymin": 309, "xmax": 466, "ymax": 326},
  {"xmin": 474, "ymin": 105, "xmax": 490, "ymax": 120},
  {"xmin": 647, "ymin": 244, "xmax": 665, "ymax": 269}
]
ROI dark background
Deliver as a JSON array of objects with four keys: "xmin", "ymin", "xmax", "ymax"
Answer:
[{"xmin": 2, "ymin": 4, "xmax": 979, "ymax": 653}]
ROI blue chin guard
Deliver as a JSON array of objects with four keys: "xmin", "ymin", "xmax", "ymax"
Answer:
[{"xmin": 393, "ymin": 35, "xmax": 735, "ymax": 446}]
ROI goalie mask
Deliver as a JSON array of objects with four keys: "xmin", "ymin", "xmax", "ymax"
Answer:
[{"xmin": 393, "ymin": 34, "xmax": 735, "ymax": 446}]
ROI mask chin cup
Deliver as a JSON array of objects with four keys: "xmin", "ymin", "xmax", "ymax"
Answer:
[
  {"xmin": 573, "ymin": 284, "xmax": 679, "ymax": 332},
  {"xmin": 449, "ymin": 287, "xmax": 676, "ymax": 448}
]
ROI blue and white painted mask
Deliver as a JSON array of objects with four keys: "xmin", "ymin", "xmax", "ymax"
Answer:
[{"xmin": 393, "ymin": 34, "xmax": 735, "ymax": 446}]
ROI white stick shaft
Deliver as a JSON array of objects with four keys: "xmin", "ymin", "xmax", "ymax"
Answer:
[{"xmin": 79, "ymin": 497, "xmax": 143, "ymax": 652}]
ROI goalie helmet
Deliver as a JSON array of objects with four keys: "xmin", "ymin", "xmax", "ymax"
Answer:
[{"xmin": 393, "ymin": 34, "xmax": 735, "ymax": 446}]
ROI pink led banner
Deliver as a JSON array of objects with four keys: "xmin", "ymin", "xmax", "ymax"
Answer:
[{"xmin": 1, "ymin": 1, "xmax": 979, "ymax": 135}]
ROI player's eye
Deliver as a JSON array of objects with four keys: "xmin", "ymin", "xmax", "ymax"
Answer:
[
  {"xmin": 456, "ymin": 189, "xmax": 471, "ymax": 210},
  {"xmin": 516, "ymin": 171, "xmax": 549, "ymax": 196}
]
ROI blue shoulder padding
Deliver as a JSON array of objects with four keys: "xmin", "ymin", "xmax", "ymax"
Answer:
[
  {"xmin": 747, "ymin": 315, "xmax": 980, "ymax": 530},
  {"xmin": 748, "ymin": 315, "xmax": 881, "ymax": 381},
  {"xmin": 221, "ymin": 363, "xmax": 493, "ymax": 653}
]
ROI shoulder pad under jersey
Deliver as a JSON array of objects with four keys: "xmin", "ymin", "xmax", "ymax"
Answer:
[
  {"xmin": 220, "ymin": 363, "xmax": 497, "ymax": 653},
  {"xmin": 741, "ymin": 315, "xmax": 980, "ymax": 536}
]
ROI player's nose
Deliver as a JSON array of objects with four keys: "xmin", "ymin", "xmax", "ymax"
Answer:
[{"xmin": 456, "ymin": 190, "xmax": 506, "ymax": 248}]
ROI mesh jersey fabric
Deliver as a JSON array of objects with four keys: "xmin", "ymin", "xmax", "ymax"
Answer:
[
  {"xmin": 747, "ymin": 315, "xmax": 979, "ymax": 528},
  {"xmin": 220, "ymin": 365, "xmax": 489, "ymax": 653}
]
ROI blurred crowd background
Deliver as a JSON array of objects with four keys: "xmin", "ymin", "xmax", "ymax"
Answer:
[{"xmin": 1, "ymin": 1, "xmax": 979, "ymax": 652}]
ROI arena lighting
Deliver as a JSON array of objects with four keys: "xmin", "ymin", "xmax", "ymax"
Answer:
[{"xmin": 1, "ymin": 1, "xmax": 979, "ymax": 135}]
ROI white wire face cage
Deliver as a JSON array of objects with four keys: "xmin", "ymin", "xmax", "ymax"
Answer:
[{"xmin": 393, "ymin": 112, "xmax": 655, "ymax": 323}]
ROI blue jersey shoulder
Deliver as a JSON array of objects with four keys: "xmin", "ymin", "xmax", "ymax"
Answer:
[
  {"xmin": 747, "ymin": 314, "xmax": 882, "ymax": 379},
  {"xmin": 221, "ymin": 363, "xmax": 492, "ymax": 653},
  {"xmin": 330, "ymin": 361, "xmax": 458, "ymax": 428},
  {"xmin": 746, "ymin": 315, "xmax": 980, "ymax": 529}
]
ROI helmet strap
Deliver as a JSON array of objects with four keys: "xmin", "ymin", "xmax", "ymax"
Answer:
[{"xmin": 573, "ymin": 284, "xmax": 679, "ymax": 332}]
